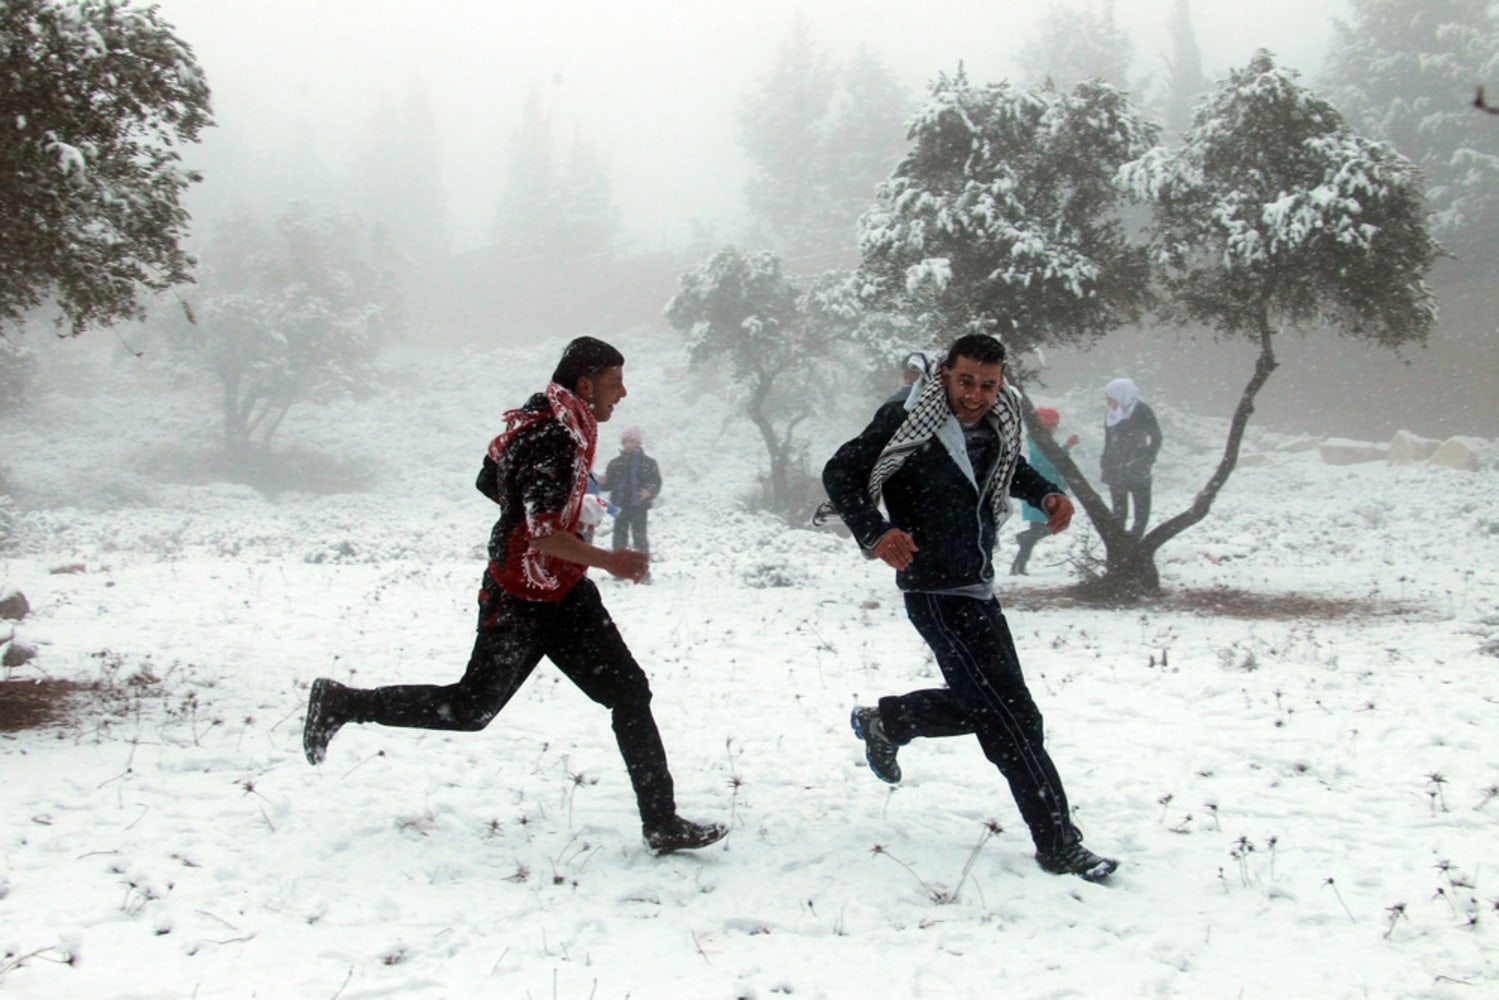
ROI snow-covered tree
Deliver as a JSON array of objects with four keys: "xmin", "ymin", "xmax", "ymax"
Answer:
[
  {"xmin": 1016, "ymin": 0, "xmax": 1133, "ymax": 92},
  {"xmin": 858, "ymin": 69, "xmax": 1157, "ymax": 367},
  {"xmin": 739, "ymin": 18, "xmax": 911, "ymax": 259},
  {"xmin": 491, "ymin": 95, "xmax": 618, "ymax": 261},
  {"xmin": 162, "ymin": 204, "xmax": 395, "ymax": 456},
  {"xmin": 0, "ymin": 0, "xmax": 213, "ymax": 336},
  {"xmin": 665, "ymin": 247, "xmax": 856, "ymax": 516},
  {"xmin": 1324, "ymin": 0, "xmax": 1499, "ymax": 264},
  {"xmin": 1076, "ymin": 50, "xmax": 1440, "ymax": 596}
]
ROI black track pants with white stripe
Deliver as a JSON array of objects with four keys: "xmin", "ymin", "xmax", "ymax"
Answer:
[{"xmin": 880, "ymin": 592, "xmax": 1082, "ymax": 855}]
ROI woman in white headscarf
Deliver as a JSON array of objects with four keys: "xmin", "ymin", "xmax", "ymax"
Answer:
[{"xmin": 1099, "ymin": 377, "xmax": 1162, "ymax": 538}]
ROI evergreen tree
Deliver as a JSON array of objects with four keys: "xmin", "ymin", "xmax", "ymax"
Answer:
[
  {"xmin": 1016, "ymin": 0, "xmax": 1133, "ymax": 92},
  {"xmin": 1324, "ymin": 0, "xmax": 1499, "ymax": 263},
  {"xmin": 1, "ymin": 0, "xmax": 213, "ymax": 336},
  {"xmin": 739, "ymin": 20, "xmax": 911, "ymax": 260},
  {"xmin": 558, "ymin": 132, "xmax": 620, "ymax": 259},
  {"xmin": 859, "ymin": 70, "xmax": 1156, "ymax": 366},
  {"xmin": 1160, "ymin": 0, "xmax": 1208, "ymax": 138},
  {"xmin": 492, "ymin": 93, "xmax": 564, "ymax": 259},
  {"xmin": 823, "ymin": 47, "xmax": 912, "ymax": 253},
  {"xmin": 491, "ymin": 94, "xmax": 619, "ymax": 260},
  {"xmin": 739, "ymin": 14, "xmax": 838, "ymax": 257},
  {"xmin": 358, "ymin": 83, "xmax": 450, "ymax": 266}
]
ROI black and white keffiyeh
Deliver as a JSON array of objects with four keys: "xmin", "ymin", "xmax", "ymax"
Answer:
[{"xmin": 867, "ymin": 371, "xmax": 1026, "ymax": 528}]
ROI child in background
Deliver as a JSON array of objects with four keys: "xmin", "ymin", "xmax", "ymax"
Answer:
[{"xmin": 1012, "ymin": 407, "xmax": 1079, "ymax": 575}]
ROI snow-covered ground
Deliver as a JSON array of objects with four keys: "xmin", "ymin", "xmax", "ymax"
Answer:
[{"xmin": 2, "ymin": 332, "xmax": 1498, "ymax": 998}]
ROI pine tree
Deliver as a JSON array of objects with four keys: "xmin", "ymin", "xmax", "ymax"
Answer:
[
  {"xmin": 1324, "ymin": 0, "xmax": 1499, "ymax": 263},
  {"xmin": 1160, "ymin": 0, "xmax": 1208, "ymax": 138},
  {"xmin": 491, "ymin": 94, "xmax": 619, "ymax": 261},
  {"xmin": 1016, "ymin": 0, "xmax": 1133, "ymax": 92},
  {"xmin": 492, "ymin": 93, "xmax": 565, "ymax": 259},
  {"xmin": 739, "ymin": 14, "xmax": 838, "ymax": 257},
  {"xmin": 358, "ymin": 83, "xmax": 450, "ymax": 266}
]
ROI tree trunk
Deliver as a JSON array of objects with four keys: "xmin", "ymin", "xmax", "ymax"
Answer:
[
  {"xmin": 746, "ymin": 373, "xmax": 789, "ymax": 512},
  {"xmin": 1022, "ymin": 308, "xmax": 1280, "ymax": 602},
  {"xmin": 221, "ymin": 371, "xmax": 251, "ymax": 457}
]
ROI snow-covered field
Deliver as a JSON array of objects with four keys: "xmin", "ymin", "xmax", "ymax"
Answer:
[{"xmin": 3, "ymin": 332, "xmax": 1498, "ymax": 998}]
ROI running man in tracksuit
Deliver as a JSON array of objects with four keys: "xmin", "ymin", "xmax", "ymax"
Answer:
[{"xmin": 822, "ymin": 333, "xmax": 1118, "ymax": 882}]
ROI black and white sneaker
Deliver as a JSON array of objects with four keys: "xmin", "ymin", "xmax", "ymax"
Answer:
[
  {"xmin": 1036, "ymin": 843, "xmax": 1118, "ymax": 882},
  {"xmin": 302, "ymin": 677, "xmax": 350, "ymax": 766},
  {"xmin": 643, "ymin": 817, "xmax": 728, "ymax": 855},
  {"xmin": 850, "ymin": 705, "xmax": 901, "ymax": 784}
]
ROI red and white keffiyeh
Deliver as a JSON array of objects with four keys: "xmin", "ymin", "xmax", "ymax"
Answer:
[{"xmin": 486, "ymin": 381, "xmax": 598, "ymax": 595}]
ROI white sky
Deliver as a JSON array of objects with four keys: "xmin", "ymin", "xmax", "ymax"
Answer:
[{"xmin": 152, "ymin": 0, "xmax": 1347, "ymax": 252}]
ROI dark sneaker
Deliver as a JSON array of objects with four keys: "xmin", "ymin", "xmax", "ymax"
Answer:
[
  {"xmin": 643, "ymin": 817, "xmax": 728, "ymax": 855},
  {"xmin": 303, "ymin": 678, "xmax": 350, "ymax": 766},
  {"xmin": 1036, "ymin": 843, "xmax": 1118, "ymax": 882},
  {"xmin": 850, "ymin": 706, "xmax": 901, "ymax": 784}
]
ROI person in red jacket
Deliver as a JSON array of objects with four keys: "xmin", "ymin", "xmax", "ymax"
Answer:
[{"xmin": 301, "ymin": 337, "xmax": 724, "ymax": 856}]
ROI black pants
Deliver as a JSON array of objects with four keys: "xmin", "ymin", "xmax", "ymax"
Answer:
[
  {"xmin": 611, "ymin": 506, "xmax": 650, "ymax": 552},
  {"xmin": 351, "ymin": 576, "xmax": 676, "ymax": 828},
  {"xmin": 1108, "ymin": 481, "xmax": 1151, "ymax": 537},
  {"xmin": 877, "ymin": 592, "xmax": 1080, "ymax": 855},
  {"xmin": 1011, "ymin": 523, "xmax": 1051, "ymax": 573}
]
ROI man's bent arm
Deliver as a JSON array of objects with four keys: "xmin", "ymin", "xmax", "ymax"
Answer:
[
  {"xmin": 531, "ymin": 532, "xmax": 649, "ymax": 583},
  {"xmin": 822, "ymin": 402, "xmax": 904, "ymax": 550}
]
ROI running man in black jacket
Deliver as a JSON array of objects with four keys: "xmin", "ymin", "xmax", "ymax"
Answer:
[{"xmin": 822, "ymin": 333, "xmax": 1118, "ymax": 882}]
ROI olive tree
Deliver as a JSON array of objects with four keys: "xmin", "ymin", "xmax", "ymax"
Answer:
[
  {"xmin": 858, "ymin": 69, "xmax": 1157, "ymax": 365},
  {"xmin": 1061, "ymin": 51, "xmax": 1441, "ymax": 596},
  {"xmin": 162, "ymin": 204, "xmax": 393, "ymax": 456},
  {"xmin": 1, "ymin": 0, "xmax": 212, "ymax": 336},
  {"xmin": 665, "ymin": 246, "xmax": 857, "ymax": 517}
]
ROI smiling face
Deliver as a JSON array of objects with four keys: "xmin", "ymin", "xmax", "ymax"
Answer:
[
  {"xmin": 941, "ymin": 355, "xmax": 1004, "ymax": 424},
  {"xmin": 577, "ymin": 365, "xmax": 627, "ymax": 422}
]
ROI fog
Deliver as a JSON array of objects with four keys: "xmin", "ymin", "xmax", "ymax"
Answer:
[
  {"xmin": 156, "ymin": 0, "xmax": 1341, "ymax": 252},
  {"xmin": 22, "ymin": 0, "xmax": 1497, "ymax": 441}
]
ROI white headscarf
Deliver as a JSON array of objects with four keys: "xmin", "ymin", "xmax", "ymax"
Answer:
[{"xmin": 1104, "ymin": 377, "xmax": 1140, "ymax": 427}]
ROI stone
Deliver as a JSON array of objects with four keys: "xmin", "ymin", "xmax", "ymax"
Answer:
[
  {"xmin": 1318, "ymin": 439, "xmax": 1387, "ymax": 466},
  {"xmin": 1428, "ymin": 436, "xmax": 1483, "ymax": 472},
  {"xmin": 0, "ymin": 586, "xmax": 27, "ymax": 621},
  {"xmin": 1387, "ymin": 429, "xmax": 1440, "ymax": 466}
]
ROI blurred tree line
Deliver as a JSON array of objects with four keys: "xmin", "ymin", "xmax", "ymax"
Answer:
[
  {"xmin": 676, "ymin": 1, "xmax": 1452, "ymax": 600},
  {"xmin": 2, "ymin": 0, "xmax": 1492, "ymax": 598}
]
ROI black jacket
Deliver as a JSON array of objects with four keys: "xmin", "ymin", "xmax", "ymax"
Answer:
[
  {"xmin": 822, "ymin": 397, "xmax": 1060, "ymax": 592},
  {"xmin": 603, "ymin": 449, "xmax": 662, "ymax": 510},
  {"xmin": 474, "ymin": 393, "xmax": 587, "ymax": 601},
  {"xmin": 1100, "ymin": 402, "xmax": 1162, "ymax": 487}
]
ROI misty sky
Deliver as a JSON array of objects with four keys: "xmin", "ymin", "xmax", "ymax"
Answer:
[{"xmin": 153, "ymin": 0, "xmax": 1347, "ymax": 253}]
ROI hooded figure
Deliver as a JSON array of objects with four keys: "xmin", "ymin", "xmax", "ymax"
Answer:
[{"xmin": 1099, "ymin": 377, "xmax": 1162, "ymax": 537}]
